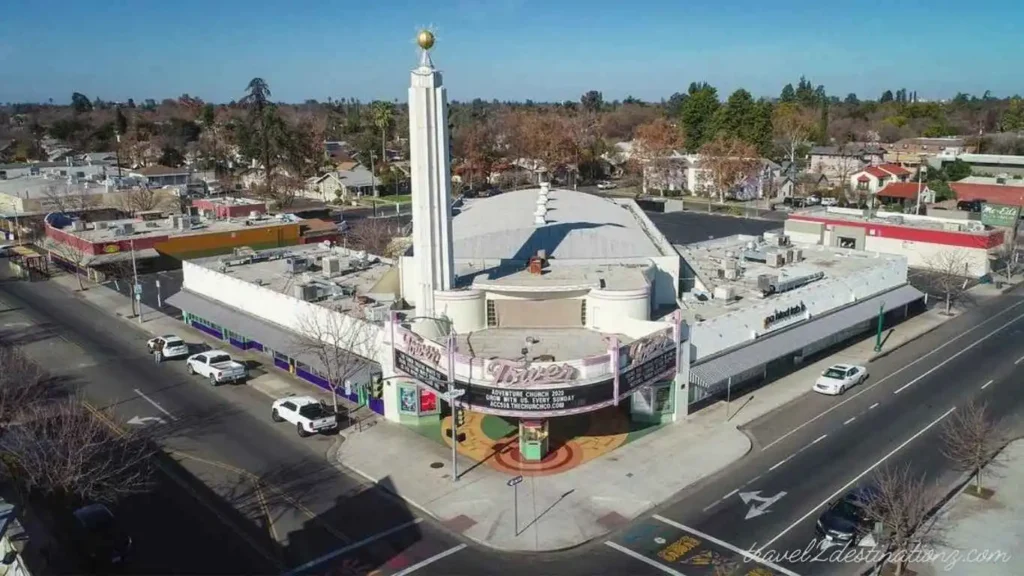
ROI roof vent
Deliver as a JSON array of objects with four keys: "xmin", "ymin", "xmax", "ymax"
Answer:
[{"xmin": 534, "ymin": 184, "xmax": 549, "ymax": 226}]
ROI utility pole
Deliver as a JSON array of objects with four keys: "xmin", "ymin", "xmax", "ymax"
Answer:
[
  {"xmin": 915, "ymin": 160, "xmax": 925, "ymax": 215},
  {"xmin": 130, "ymin": 238, "xmax": 142, "ymax": 323},
  {"xmin": 873, "ymin": 303, "xmax": 885, "ymax": 352}
]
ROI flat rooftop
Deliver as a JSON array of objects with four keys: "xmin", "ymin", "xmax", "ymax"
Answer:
[
  {"xmin": 72, "ymin": 214, "xmax": 297, "ymax": 242},
  {"xmin": 196, "ymin": 196, "xmax": 266, "ymax": 206},
  {"xmin": 193, "ymin": 244, "xmax": 392, "ymax": 313},
  {"xmin": 457, "ymin": 328, "xmax": 631, "ymax": 362},
  {"xmin": 791, "ymin": 207, "xmax": 991, "ymax": 235},
  {"xmin": 464, "ymin": 261, "xmax": 650, "ymax": 292},
  {"xmin": 452, "ymin": 187, "xmax": 671, "ymax": 260},
  {"xmin": 958, "ymin": 176, "xmax": 1024, "ymax": 187},
  {"xmin": 676, "ymin": 233, "xmax": 905, "ymax": 322}
]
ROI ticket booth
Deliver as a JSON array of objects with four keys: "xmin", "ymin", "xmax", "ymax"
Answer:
[{"xmin": 518, "ymin": 419, "xmax": 549, "ymax": 461}]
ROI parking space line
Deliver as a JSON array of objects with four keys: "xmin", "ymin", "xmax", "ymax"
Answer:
[
  {"xmin": 812, "ymin": 434, "xmax": 826, "ymax": 444},
  {"xmin": 652, "ymin": 515, "xmax": 800, "ymax": 576},
  {"xmin": 282, "ymin": 518, "xmax": 424, "ymax": 576},
  {"xmin": 843, "ymin": 416, "xmax": 856, "ymax": 425},
  {"xmin": 604, "ymin": 542, "xmax": 687, "ymax": 576},
  {"xmin": 133, "ymin": 388, "xmax": 178, "ymax": 421},
  {"xmin": 1016, "ymin": 355, "xmax": 1024, "ymax": 365},
  {"xmin": 763, "ymin": 304, "xmax": 1024, "ymax": 449},
  {"xmin": 758, "ymin": 406, "xmax": 956, "ymax": 553},
  {"xmin": 869, "ymin": 402, "xmax": 879, "ymax": 410},
  {"xmin": 982, "ymin": 379, "xmax": 994, "ymax": 389},
  {"xmin": 390, "ymin": 544, "xmax": 467, "ymax": 576}
]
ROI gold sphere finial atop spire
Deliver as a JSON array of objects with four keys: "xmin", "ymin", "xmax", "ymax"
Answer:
[{"xmin": 417, "ymin": 29, "xmax": 435, "ymax": 51}]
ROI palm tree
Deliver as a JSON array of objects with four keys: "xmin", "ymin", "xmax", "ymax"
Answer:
[
  {"xmin": 240, "ymin": 78, "xmax": 275, "ymax": 195},
  {"xmin": 370, "ymin": 101, "xmax": 393, "ymax": 160}
]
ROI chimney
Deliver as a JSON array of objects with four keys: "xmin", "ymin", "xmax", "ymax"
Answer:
[{"xmin": 534, "ymin": 182, "xmax": 550, "ymax": 226}]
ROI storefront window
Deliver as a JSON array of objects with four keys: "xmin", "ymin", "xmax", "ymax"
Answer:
[
  {"xmin": 633, "ymin": 383, "xmax": 672, "ymax": 415},
  {"xmin": 399, "ymin": 385, "xmax": 418, "ymax": 414}
]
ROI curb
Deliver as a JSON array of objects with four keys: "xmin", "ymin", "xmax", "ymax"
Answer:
[
  {"xmin": 331, "ymin": 423, "xmax": 755, "ymax": 555},
  {"xmin": 867, "ymin": 318, "xmax": 948, "ymax": 363},
  {"xmin": 856, "ymin": 436, "xmax": 1024, "ymax": 575}
]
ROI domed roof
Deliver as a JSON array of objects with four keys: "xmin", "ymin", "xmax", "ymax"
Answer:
[{"xmin": 452, "ymin": 188, "xmax": 661, "ymax": 260}]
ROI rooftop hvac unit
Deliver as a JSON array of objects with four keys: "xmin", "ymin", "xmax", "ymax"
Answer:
[
  {"xmin": 942, "ymin": 222, "xmax": 962, "ymax": 232},
  {"xmin": 770, "ymin": 271, "xmax": 825, "ymax": 294},
  {"xmin": 785, "ymin": 248, "xmax": 795, "ymax": 263},
  {"xmin": 793, "ymin": 248, "xmax": 803, "ymax": 261},
  {"xmin": 724, "ymin": 268, "xmax": 739, "ymax": 280},
  {"xmin": 169, "ymin": 216, "xmax": 180, "ymax": 229},
  {"xmin": 292, "ymin": 283, "xmax": 317, "ymax": 301},
  {"xmin": 364, "ymin": 304, "xmax": 391, "ymax": 323},
  {"xmin": 757, "ymin": 274, "xmax": 776, "ymax": 293},
  {"xmin": 70, "ymin": 219, "xmax": 85, "ymax": 232},
  {"xmin": 717, "ymin": 268, "xmax": 726, "ymax": 279},
  {"xmin": 766, "ymin": 252, "xmax": 785, "ymax": 268},
  {"xmin": 763, "ymin": 231, "xmax": 779, "ymax": 244},
  {"xmin": 96, "ymin": 222, "xmax": 108, "ymax": 230},
  {"xmin": 723, "ymin": 258, "xmax": 738, "ymax": 270},
  {"xmin": 121, "ymin": 222, "xmax": 134, "ymax": 234},
  {"xmin": 713, "ymin": 285, "xmax": 736, "ymax": 301},
  {"xmin": 322, "ymin": 256, "xmax": 342, "ymax": 276},
  {"xmin": 286, "ymin": 257, "xmax": 309, "ymax": 274},
  {"xmin": 743, "ymin": 250, "xmax": 767, "ymax": 262}
]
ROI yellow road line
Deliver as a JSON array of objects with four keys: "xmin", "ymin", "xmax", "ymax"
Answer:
[{"xmin": 255, "ymin": 481, "xmax": 280, "ymax": 543}]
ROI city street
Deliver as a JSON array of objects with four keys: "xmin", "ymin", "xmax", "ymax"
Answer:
[{"xmin": 2, "ymin": 275, "xmax": 1024, "ymax": 575}]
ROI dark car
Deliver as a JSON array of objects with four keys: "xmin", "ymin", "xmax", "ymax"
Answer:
[
  {"xmin": 70, "ymin": 504, "xmax": 133, "ymax": 569},
  {"xmin": 815, "ymin": 486, "xmax": 877, "ymax": 544},
  {"xmin": 957, "ymin": 199, "xmax": 984, "ymax": 213}
]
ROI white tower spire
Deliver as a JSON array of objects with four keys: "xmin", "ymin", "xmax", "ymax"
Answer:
[{"xmin": 408, "ymin": 30, "xmax": 455, "ymax": 321}]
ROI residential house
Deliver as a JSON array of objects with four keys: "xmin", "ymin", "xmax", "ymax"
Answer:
[
  {"xmin": 324, "ymin": 141, "xmax": 352, "ymax": 163},
  {"xmin": 850, "ymin": 163, "xmax": 912, "ymax": 194},
  {"xmin": 130, "ymin": 165, "xmax": 191, "ymax": 187},
  {"xmin": 951, "ymin": 174, "xmax": 1024, "ymax": 206},
  {"xmin": 0, "ymin": 141, "xmax": 14, "ymax": 163},
  {"xmin": 642, "ymin": 150, "xmax": 689, "ymax": 194},
  {"xmin": 306, "ymin": 165, "xmax": 376, "ymax": 202},
  {"xmin": 875, "ymin": 181, "xmax": 935, "ymax": 208},
  {"xmin": 809, "ymin": 145, "xmax": 886, "ymax": 180},
  {"xmin": 885, "ymin": 137, "xmax": 974, "ymax": 167},
  {"xmin": 775, "ymin": 172, "xmax": 830, "ymax": 198}
]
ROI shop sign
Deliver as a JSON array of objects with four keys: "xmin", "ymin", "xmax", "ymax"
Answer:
[
  {"xmin": 399, "ymin": 386, "xmax": 418, "ymax": 414},
  {"xmin": 486, "ymin": 358, "xmax": 579, "ymax": 387},
  {"xmin": 393, "ymin": 350, "xmax": 448, "ymax": 394},
  {"xmin": 400, "ymin": 330, "xmax": 443, "ymax": 367},
  {"xmin": 763, "ymin": 302, "xmax": 807, "ymax": 330},
  {"xmin": 619, "ymin": 347, "xmax": 676, "ymax": 395},
  {"xmin": 623, "ymin": 329, "xmax": 674, "ymax": 368},
  {"xmin": 462, "ymin": 379, "xmax": 613, "ymax": 414},
  {"xmin": 102, "ymin": 243, "xmax": 120, "ymax": 254},
  {"xmin": 981, "ymin": 203, "xmax": 1020, "ymax": 228}
]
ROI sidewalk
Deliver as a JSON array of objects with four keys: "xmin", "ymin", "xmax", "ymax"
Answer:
[
  {"xmin": 905, "ymin": 440, "xmax": 1024, "ymax": 576},
  {"xmin": 41, "ymin": 270, "xmax": 1023, "ymax": 553}
]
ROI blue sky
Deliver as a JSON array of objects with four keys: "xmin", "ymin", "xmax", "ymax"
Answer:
[{"xmin": 1, "ymin": 0, "xmax": 1020, "ymax": 104}]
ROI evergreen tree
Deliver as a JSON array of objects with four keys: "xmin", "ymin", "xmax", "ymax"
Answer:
[{"xmin": 780, "ymin": 84, "xmax": 796, "ymax": 103}]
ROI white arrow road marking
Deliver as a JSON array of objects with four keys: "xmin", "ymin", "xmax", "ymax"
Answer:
[
  {"xmin": 127, "ymin": 416, "xmax": 166, "ymax": 426},
  {"xmin": 739, "ymin": 490, "xmax": 787, "ymax": 520}
]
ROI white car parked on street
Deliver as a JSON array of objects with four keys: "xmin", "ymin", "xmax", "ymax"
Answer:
[
  {"xmin": 813, "ymin": 364, "xmax": 868, "ymax": 396},
  {"xmin": 185, "ymin": 351, "xmax": 248, "ymax": 385},
  {"xmin": 271, "ymin": 396, "xmax": 339, "ymax": 437},
  {"xmin": 147, "ymin": 335, "xmax": 190, "ymax": 360}
]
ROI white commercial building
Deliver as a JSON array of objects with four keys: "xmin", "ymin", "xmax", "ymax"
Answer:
[
  {"xmin": 165, "ymin": 33, "xmax": 926, "ymax": 464},
  {"xmin": 784, "ymin": 207, "xmax": 1004, "ymax": 278}
]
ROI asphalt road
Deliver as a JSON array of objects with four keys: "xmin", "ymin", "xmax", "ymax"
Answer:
[{"xmin": 3, "ymin": 273, "xmax": 1024, "ymax": 576}]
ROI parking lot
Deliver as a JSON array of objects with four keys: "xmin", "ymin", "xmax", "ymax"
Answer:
[{"xmin": 646, "ymin": 211, "xmax": 784, "ymax": 246}]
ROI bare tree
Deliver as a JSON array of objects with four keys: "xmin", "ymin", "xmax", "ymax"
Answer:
[
  {"xmin": 925, "ymin": 249, "xmax": 973, "ymax": 315},
  {"xmin": 863, "ymin": 465, "xmax": 946, "ymax": 576},
  {"xmin": 773, "ymin": 103, "xmax": 815, "ymax": 165},
  {"xmin": 941, "ymin": 401, "xmax": 1004, "ymax": 496},
  {"xmin": 630, "ymin": 118, "xmax": 685, "ymax": 196},
  {"xmin": 116, "ymin": 185, "xmax": 167, "ymax": 215},
  {"xmin": 0, "ymin": 398, "xmax": 155, "ymax": 506},
  {"xmin": 831, "ymin": 142, "xmax": 863, "ymax": 203},
  {"xmin": 42, "ymin": 182, "xmax": 99, "ymax": 214},
  {"xmin": 347, "ymin": 218, "xmax": 401, "ymax": 257},
  {"xmin": 698, "ymin": 134, "xmax": 760, "ymax": 202},
  {"xmin": 292, "ymin": 310, "xmax": 380, "ymax": 416},
  {"xmin": 0, "ymin": 345, "xmax": 53, "ymax": 433},
  {"xmin": 44, "ymin": 237, "xmax": 91, "ymax": 290}
]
